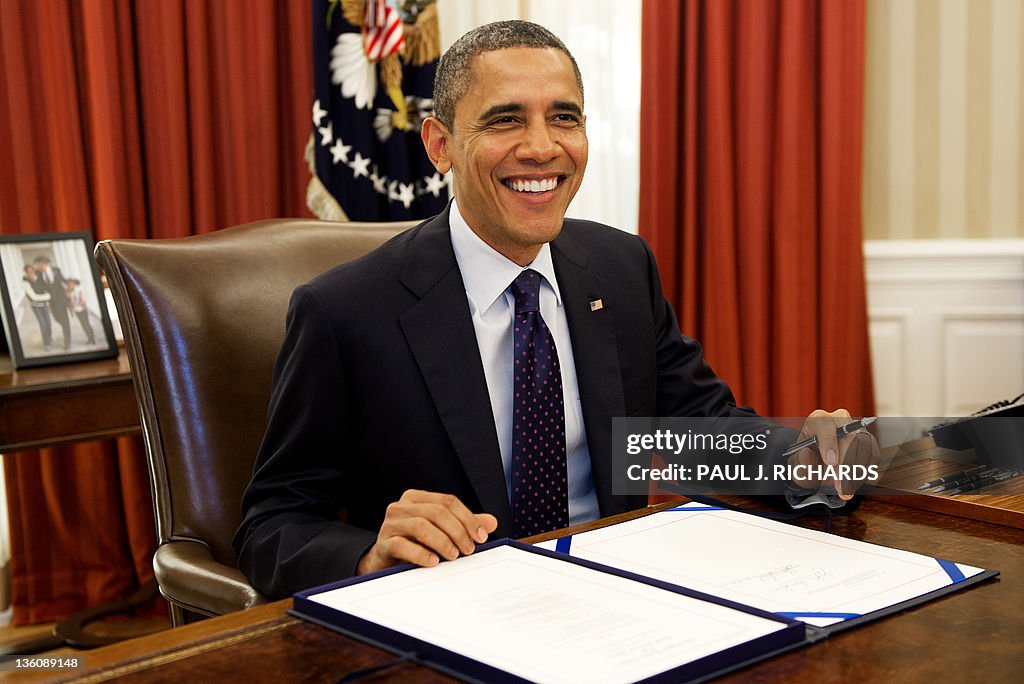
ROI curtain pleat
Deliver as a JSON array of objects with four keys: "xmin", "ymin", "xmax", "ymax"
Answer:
[
  {"xmin": 3, "ymin": 444, "xmax": 142, "ymax": 624},
  {"xmin": 0, "ymin": 0, "xmax": 312, "ymax": 624},
  {"xmin": 639, "ymin": 0, "xmax": 874, "ymax": 418}
]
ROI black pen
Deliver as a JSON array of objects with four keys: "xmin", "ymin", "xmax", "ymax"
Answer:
[
  {"xmin": 782, "ymin": 417, "xmax": 878, "ymax": 458},
  {"xmin": 917, "ymin": 464, "xmax": 989, "ymax": 490},
  {"xmin": 945, "ymin": 472, "xmax": 1021, "ymax": 495},
  {"xmin": 932, "ymin": 468, "xmax": 1001, "ymax": 493}
]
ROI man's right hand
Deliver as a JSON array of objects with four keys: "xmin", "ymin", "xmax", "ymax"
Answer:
[{"xmin": 356, "ymin": 489, "xmax": 499, "ymax": 575}]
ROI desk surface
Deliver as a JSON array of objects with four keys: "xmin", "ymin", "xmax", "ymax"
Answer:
[
  {"xmin": 0, "ymin": 350, "xmax": 139, "ymax": 452},
  {"xmin": 868, "ymin": 439, "xmax": 1024, "ymax": 530},
  {"xmin": 23, "ymin": 498, "xmax": 1024, "ymax": 683}
]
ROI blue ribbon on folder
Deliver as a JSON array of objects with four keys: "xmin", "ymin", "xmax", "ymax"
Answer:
[
  {"xmin": 555, "ymin": 535, "xmax": 573, "ymax": 555},
  {"xmin": 937, "ymin": 558, "xmax": 966, "ymax": 583}
]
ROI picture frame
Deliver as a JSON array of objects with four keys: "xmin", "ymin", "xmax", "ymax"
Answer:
[{"xmin": 0, "ymin": 231, "xmax": 119, "ymax": 368}]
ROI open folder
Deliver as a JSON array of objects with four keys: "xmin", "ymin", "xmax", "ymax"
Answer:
[
  {"xmin": 291, "ymin": 504, "xmax": 996, "ymax": 683},
  {"xmin": 534, "ymin": 503, "xmax": 996, "ymax": 630}
]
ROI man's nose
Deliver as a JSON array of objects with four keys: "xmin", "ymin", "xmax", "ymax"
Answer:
[{"xmin": 516, "ymin": 122, "xmax": 558, "ymax": 163}]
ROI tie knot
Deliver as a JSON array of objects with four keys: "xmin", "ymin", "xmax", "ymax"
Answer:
[{"xmin": 509, "ymin": 269, "xmax": 542, "ymax": 314}]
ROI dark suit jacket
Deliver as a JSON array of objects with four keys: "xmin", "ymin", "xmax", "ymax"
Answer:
[
  {"xmin": 234, "ymin": 208, "xmax": 754, "ymax": 598},
  {"xmin": 38, "ymin": 266, "xmax": 69, "ymax": 319}
]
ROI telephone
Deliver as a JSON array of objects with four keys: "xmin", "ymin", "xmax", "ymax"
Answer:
[{"xmin": 929, "ymin": 392, "xmax": 1024, "ymax": 471}]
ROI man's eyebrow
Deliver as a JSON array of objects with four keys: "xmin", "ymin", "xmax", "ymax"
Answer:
[
  {"xmin": 478, "ymin": 103, "xmax": 523, "ymax": 122},
  {"xmin": 476, "ymin": 101, "xmax": 583, "ymax": 122},
  {"xmin": 552, "ymin": 101, "xmax": 583, "ymax": 116}
]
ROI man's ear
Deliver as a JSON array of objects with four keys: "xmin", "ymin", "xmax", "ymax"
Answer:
[{"xmin": 421, "ymin": 117, "xmax": 452, "ymax": 174}]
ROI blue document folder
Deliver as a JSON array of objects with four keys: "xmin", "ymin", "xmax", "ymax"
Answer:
[{"xmin": 291, "ymin": 506, "xmax": 996, "ymax": 682}]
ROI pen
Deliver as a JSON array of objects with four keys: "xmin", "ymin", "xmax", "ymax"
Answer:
[
  {"xmin": 945, "ymin": 471, "xmax": 1022, "ymax": 495},
  {"xmin": 782, "ymin": 417, "xmax": 878, "ymax": 458},
  {"xmin": 917, "ymin": 464, "xmax": 989, "ymax": 490},
  {"xmin": 932, "ymin": 468, "xmax": 1001, "ymax": 493}
]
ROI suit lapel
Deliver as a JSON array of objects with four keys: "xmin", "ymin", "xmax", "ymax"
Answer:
[
  {"xmin": 398, "ymin": 210, "xmax": 514, "ymax": 532},
  {"xmin": 551, "ymin": 225, "xmax": 627, "ymax": 517}
]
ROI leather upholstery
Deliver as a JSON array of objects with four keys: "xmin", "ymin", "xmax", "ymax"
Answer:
[{"xmin": 95, "ymin": 219, "xmax": 415, "ymax": 624}]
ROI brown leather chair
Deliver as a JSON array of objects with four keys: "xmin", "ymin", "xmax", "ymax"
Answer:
[{"xmin": 95, "ymin": 219, "xmax": 416, "ymax": 625}]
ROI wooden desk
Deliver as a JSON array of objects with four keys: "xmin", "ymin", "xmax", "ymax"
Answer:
[
  {"xmin": 0, "ymin": 350, "xmax": 140, "ymax": 452},
  {"xmin": 23, "ymin": 498, "xmax": 1023, "ymax": 683},
  {"xmin": 866, "ymin": 438, "xmax": 1024, "ymax": 530}
]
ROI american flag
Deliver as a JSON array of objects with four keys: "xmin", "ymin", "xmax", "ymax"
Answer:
[
  {"xmin": 362, "ymin": 0, "xmax": 405, "ymax": 60},
  {"xmin": 308, "ymin": 0, "xmax": 447, "ymax": 221}
]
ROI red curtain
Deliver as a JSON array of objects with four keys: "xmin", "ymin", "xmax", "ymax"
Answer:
[
  {"xmin": 639, "ymin": 0, "xmax": 874, "ymax": 418},
  {"xmin": 0, "ymin": 0, "xmax": 311, "ymax": 624}
]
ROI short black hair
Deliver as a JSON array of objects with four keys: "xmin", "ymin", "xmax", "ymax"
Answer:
[
  {"xmin": 432, "ymin": 20, "xmax": 583, "ymax": 130},
  {"xmin": 33, "ymin": 255, "xmax": 50, "ymax": 265}
]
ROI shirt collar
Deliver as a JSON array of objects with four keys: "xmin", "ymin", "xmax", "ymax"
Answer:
[{"xmin": 449, "ymin": 197, "xmax": 562, "ymax": 316}]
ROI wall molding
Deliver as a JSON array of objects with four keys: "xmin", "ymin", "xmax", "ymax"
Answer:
[
  {"xmin": 864, "ymin": 239, "xmax": 1024, "ymax": 416},
  {"xmin": 864, "ymin": 240, "xmax": 1024, "ymax": 284}
]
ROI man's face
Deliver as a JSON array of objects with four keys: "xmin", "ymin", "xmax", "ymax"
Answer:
[{"xmin": 426, "ymin": 47, "xmax": 588, "ymax": 265}]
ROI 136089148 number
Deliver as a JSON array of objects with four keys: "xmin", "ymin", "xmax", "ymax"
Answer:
[{"xmin": 1, "ymin": 656, "xmax": 82, "ymax": 671}]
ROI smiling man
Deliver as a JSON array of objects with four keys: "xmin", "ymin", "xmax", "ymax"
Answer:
[
  {"xmin": 421, "ymin": 44, "xmax": 588, "ymax": 267},
  {"xmin": 234, "ymin": 20, "xmax": 869, "ymax": 599}
]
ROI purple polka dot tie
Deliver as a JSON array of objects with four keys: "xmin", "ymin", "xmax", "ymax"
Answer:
[{"xmin": 509, "ymin": 269, "xmax": 568, "ymax": 538}]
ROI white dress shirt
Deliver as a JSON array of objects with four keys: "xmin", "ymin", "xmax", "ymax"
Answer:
[{"xmin": 449, "ymin": 199, "xmax": 600, "ymax": 525}]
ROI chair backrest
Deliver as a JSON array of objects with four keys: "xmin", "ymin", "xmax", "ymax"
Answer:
[{"xmin": 96, "ymin": 219, "xmax": 414, "ymax": 568}]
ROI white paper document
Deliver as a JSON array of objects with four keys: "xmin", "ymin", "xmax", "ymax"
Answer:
[
  {"xmin": 536, "ymin": 503, "xmax": 986, "ymax": 627},
  {"xmin": 308, "ymin": 544, "xmax": 791, "ymax": 684}
]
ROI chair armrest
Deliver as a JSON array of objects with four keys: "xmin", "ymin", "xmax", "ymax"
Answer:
[{"xmin": 154, "ymin": 540, "xmax": 268, "ymax": 617}]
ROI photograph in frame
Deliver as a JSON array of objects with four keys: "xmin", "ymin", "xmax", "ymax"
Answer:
[{"xmin": 0, "ymin": 231, "xmax": 118, "ymax": 368}]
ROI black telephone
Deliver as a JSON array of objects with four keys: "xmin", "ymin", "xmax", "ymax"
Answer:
[{"xmin": 929, "ymin": 392, "xmax": 1024, "ymax": 470}]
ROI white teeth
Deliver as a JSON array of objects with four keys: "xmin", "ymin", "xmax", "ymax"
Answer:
[{"xmin": 507, "ymin": 177, "xmax": 559, "ymax": 193}]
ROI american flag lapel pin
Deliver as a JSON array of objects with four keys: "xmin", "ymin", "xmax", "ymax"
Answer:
[{"xmin": 589, "ymin": 298, "xmax": 604, "ymax": 312}]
